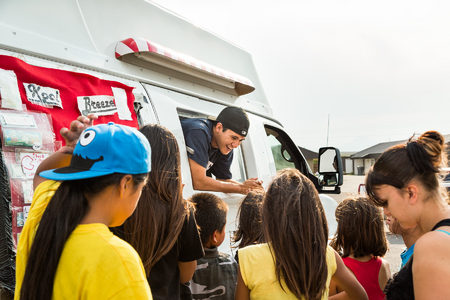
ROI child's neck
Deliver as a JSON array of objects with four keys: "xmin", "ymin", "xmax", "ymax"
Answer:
[
  {"xmin": 203, "ymin": 241, "xmax": 218, "ymax": 249},
  {"xmin": 349, "ymin": 253, "xmax": 373, "ymax": 262}
]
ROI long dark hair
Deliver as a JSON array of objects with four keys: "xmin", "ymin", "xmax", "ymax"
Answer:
[
  {"xmin": 233, "ymin": 191, "xmax": 265, "ymax": 249},
  {"xmin": 330, "ymin": 197, "xmax": 388, "ymax": 258},
  {"xmin": 366, "ymin": 131, "xmax": 448, "ymax": 206},
  {"xmin": 119, "ymin": 124, "xmax": 188, "ymax": 275},
  {"xmin": 20, "ymin": 173, "xmax": 147, "ymax": 300},
  {"xmin": 263, "ymin": 168, "xmax": 329, "ymax": 300}
]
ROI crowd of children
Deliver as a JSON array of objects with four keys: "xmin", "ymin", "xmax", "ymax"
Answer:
[{"xmin": 13, "ymin": 115, "xmax": 450, "ymax": 300}]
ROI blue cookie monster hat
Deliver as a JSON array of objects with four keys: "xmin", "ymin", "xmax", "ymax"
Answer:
[{"xmin": 40, "ymin": 122, "xmax": 151, "ymax": 180}]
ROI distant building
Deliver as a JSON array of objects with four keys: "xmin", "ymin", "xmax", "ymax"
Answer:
[
  {"xmin": 351, "ymin": 140, "xmax": 405, "ymax": 175},
  {"xmin": 351, "ymin": 134, "xmax": 450, "ymax": 175},
  {"xmin": 341, "ymin": 152, "xmax": 356, "ymax": 174},
  {"xmin": 298, "ymin": 146, "xmax": 318, "ymax": 173}
]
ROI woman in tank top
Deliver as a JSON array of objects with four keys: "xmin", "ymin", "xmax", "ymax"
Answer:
[{"xmin": 365, "ymin": 130, "xmax": 450, "ymax": 299}]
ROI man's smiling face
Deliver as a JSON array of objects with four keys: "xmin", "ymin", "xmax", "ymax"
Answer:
[{"xmin": 212, "ymin": 122, "xmax": 245, "ymax": 155}]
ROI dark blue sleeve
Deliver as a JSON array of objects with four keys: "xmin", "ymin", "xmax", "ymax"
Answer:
[
  {"xmin": 209, "ymin": 151, "xmax": 233, "ymax": 180},
  {"xmin": 183, "ymin": 128, "xmax": 210, "ymax": 168}
]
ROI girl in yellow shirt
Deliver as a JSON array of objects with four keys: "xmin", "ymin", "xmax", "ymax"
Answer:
[{"xmin": 16, "ymin": 117, "xmax": 152, "ymax": 300}]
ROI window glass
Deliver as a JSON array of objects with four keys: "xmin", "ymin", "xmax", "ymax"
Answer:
[{"xmin": 266, "ymin": 132, "xmax": 296, "ymax": 171}]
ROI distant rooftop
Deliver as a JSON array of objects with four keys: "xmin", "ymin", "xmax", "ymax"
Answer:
[
  {"xmin": 341, "ymin": 151, "xmax": 356, "ymax": 157},
  {"xmin": 351, "ymin": 140, "xmax": 406, "ymax": 159},
  {"xmin": 351, "ymin": 133, "xmax": 450, "ymax": 159}
]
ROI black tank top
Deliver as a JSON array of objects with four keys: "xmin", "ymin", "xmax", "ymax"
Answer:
[{"xmin": 384, "ymin": 218, "xmax": 450, "ymax": 300}]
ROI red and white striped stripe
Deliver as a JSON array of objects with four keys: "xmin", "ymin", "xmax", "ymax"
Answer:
[{"xmin": 115, "ymin": 37, "xmax": 255, "ymax": 91}]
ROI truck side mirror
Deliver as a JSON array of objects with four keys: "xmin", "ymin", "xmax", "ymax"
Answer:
[{"xmin": 318, "ymin": 147, "xmax": 343, "ymax": 193}]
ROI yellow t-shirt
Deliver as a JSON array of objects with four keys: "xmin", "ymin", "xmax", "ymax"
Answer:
[
  {"xmin": 15, "ymin": 180, "xmax": 152, "ymax": 299},
  {"xmin": 238, "ymin": 243, "xmax": 337, "ymax": 300}
]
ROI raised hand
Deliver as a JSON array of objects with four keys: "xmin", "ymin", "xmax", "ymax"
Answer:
[{"xmin": 60, "ymin": 114, "xmax": 98, "ymax": 148}]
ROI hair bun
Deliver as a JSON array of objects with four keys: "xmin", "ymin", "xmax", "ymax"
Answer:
[
  {"xmin": 419, "ymin": 131, "xmax": 445, "ymax": 147},
  {"xmin": 416, "ymin": 130, "xmax": 447, "ymax": 170}
]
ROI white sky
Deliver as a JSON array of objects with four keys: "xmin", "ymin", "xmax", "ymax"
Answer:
[{"xmin": 152, "ymin": 0, "xmax": 450, "ymax": 152}]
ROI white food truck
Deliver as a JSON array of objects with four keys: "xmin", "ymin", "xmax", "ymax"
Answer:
[{"xmin": 0, "ymin": 0, "xmax": 343, "ymax": 296}]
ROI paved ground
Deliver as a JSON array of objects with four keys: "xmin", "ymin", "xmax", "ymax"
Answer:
[
  {"xmin": 329, "ymin": 174, "xmax": 365, "ymax": 203},
  {"xmin": 329, "ymin": 175, "xmax": 404, "ymax": 273}
]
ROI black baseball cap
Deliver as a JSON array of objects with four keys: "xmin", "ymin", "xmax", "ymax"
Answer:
[{"xmin": 215, "ymin": 106, "xmax": 249, "ymax": 137}]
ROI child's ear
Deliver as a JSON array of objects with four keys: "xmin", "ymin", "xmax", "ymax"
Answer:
[
  {"xmin": 211, "ymin": 226, "xmax": 226, "ymax": 247},
  {"xmin": 211, "ymin": 230, "xmax": 220, "ymax": 246},
  {"xmin": 118, "ymin": 175, "xmax": 133, "ymax": 198}
]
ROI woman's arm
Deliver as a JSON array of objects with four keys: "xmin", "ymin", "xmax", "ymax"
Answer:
[
  {"xmin": 329, "ymin": 251, "xmax": 368, "ymax": 300},
  {"xmin": 33, "ymin": 114, "xmax": 97, "ymax": 190},
  {"xmin": 235, "ymin": 269, "xmax": 250, "ymax": 300}
]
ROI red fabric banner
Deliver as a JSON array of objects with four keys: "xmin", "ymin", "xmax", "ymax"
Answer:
[{"xmin": 0, "ymin": 55, "xmax": 138, "ymax": 144}]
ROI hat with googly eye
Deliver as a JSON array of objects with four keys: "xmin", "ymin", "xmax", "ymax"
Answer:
[{"xmin": 40, "ymin": 122, "xmax": 151, "ymax": 180}]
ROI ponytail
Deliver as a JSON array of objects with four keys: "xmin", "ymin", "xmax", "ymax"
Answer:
[{"xmin": 20, "ymin": 173, "xmax": 146, "ymax": 300}]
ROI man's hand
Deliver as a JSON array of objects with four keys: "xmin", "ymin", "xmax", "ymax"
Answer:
[
  {"xmin": 60, "ymin": 114, "xmax": 98, "ymax": 148},
  {"xmin": 189, "ymin": 159, "xmax": 264, "ymax": 194},
  {"xmin": 240, "ymin": 178, "xmax": 264, "ymax": 194}
]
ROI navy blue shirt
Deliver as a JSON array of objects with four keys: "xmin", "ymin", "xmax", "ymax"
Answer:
[{"xmin": 181, "ymin": 118, "xmax": 233, "ymax": 180}]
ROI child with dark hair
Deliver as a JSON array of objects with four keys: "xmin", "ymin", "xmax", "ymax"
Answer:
[
  {"xmin": 330, "ymin": 197, "xmax": 391, "ymax": 300},
  {"xmin": 232, "ymin": 191, "xmax": 265, "ymax": 263},
  {"xmin": 233, "ymin": 191, "xmax": 265, "ymax": 250},
  {"xmin": 189, "ymin": 193, "xmax": 238, "ymax": 300},
  {"xmin": 235, "ymin": 169, "xmax": 368, "ymax": 300}
]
